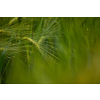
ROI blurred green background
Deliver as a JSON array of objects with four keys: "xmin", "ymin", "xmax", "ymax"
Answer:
[{"xmin": 0, "ymin": 17, "xmax": 100, "ymax": 84}]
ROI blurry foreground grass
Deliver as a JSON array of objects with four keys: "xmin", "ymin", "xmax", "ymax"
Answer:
[{"xmin": 0, "ymin": 17, "xmax": 100, "ymax": 84}]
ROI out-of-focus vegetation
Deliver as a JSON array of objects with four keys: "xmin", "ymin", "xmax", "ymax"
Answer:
[{"xmin": 0, "ymin": 17, "xmax": 100, "ymax": 84}]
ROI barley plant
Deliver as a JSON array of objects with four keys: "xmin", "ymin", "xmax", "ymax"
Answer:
[{"xmin": 0, "ymin": 17, "xmax": 100, "ymax": 84}]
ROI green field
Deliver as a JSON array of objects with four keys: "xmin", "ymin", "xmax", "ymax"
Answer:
[{"xmin": 0, "ymin": 17, "xmax": 100, "ymax": 84}]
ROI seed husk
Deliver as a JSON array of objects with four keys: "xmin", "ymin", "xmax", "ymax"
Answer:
[
  {"xmin": 38, "ymin": 36, "xmax": 45, "ymax": 44},
  {"xmin": 0, "ymin": 48, "xmax": 4, "ymax": 51},
  {"xmin": 0, "ymin": 30, "xmax": 4, "ymax": 33}
]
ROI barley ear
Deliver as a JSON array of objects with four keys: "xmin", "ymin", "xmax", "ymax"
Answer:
[{"xmin": 22, "ymin": 37, "xmax": 39, "ymax": 49}]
